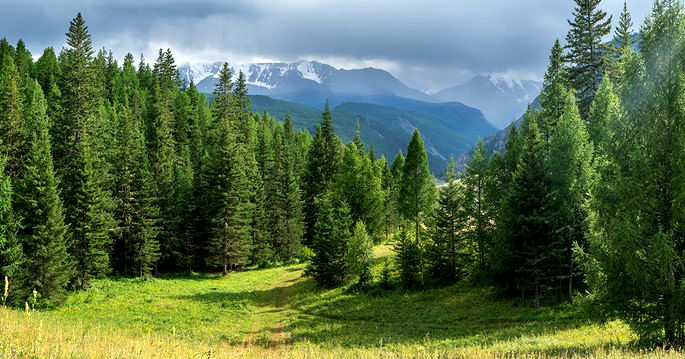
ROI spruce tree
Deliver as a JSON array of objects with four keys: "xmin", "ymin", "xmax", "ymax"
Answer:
[
  {"xmin": 205, "ymin": 64, "xmax": 251, "ymax": 274},
  {"xmin": 565, "ymin": 0, "xmax": 612, "ymax": 116},
  {"xmin": 14, "ymin": 81, "xmax": 71, "ymax": 303}
]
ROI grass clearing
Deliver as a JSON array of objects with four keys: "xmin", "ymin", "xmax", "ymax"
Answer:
[{"xmin": 0, "ymin": 245, "xmax": 682, "ymax": 358}]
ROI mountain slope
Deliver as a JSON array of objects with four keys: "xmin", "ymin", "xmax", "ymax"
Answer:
[
  {"xmin": 249, "ymin": 95, "xmax": 496, "ymax": 173},
  {"xmin": 434, "ymin": 74, "xmax": 542, "ymax": 129},
  {"xmin": 179, "ymin": 61, "xmax": 436, "ymax": 106}
]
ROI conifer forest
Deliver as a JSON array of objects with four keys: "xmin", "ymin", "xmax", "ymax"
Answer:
[{"xmin": 1, "ymin": 0, "xmax": 685, "ymax": 357}]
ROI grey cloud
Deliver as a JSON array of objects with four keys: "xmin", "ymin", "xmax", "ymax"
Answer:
[{"xmin": 0, "ymin": 0, "xmax": 654, "ymax": 91}]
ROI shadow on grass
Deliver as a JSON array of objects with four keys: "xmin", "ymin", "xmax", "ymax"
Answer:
[{"xmin": 174, "ymin": 272, "xmax": 621, "ymax": 353}]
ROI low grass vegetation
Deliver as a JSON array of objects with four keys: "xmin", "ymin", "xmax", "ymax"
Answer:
[{"xmin": 0, "ymin": 245, "xmax": 681, "ymax": 358}]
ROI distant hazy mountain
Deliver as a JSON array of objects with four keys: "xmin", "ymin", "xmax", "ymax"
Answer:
[
  {"xmin": 433, "ymin": 74, "xmax": 542, "ymax": 129},
  {"xmin": 249, "ymin": 95, "xmax": 497, "ymax": 173},
  {"xmin": 178, "ymin": 60, "xmax": 437, "ymax": 106},
  {"xmin": 456, "ymin": 96, "xmax": 541, "ymax": 171}
]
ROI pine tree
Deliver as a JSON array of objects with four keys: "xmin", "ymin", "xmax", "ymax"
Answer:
[
  {"xmin": 269, "ymin": 128, "xmax": 304, "ymax": 262},
  {"xmin": 565, "ymin": 0, "xmax": 613, "ymax": 116},
  {"xmin": 14, "ymin": 40, "xmax": 33, "ymax": 81},
  {"xmin": 614, "ymin": 0, "xmax": 634, "ymax": 51},
  {"xmin": 426, "ymin": 158, "xmax": 466, "ymax": 285},
  {"xmin": 14, "ymin": 80, "xmax": 71, "ymax": 304},
  {"xmin": 0, "ymin": 152, "xmax": 23, "ymax": 303},
  {"xmin": 303, "ymin": 101, "xmax": 341, "ymax": 245},
  {"xmin": 205, "ymin": 64, "xmax": 251, "ymax": 274},
  {"xmin": 398, "ymin": 130, "xmax": 436, "ymax": 242},
  {"xmin": 347, "ymin": 221, "xmax": 374, "ymax": 286},
  {"xmin": 539, "ymin": 40, "xmax": 569, "ymax": 141},
  {"xmin": 497, "ymin": 111, "xmax": 554, "ymax": 309},
  {"xmin": 69, "ymin": 134, "xmax": 115, "ymax": 289},
  {"xmin": 582, "ymin": 3, "xmax": 685, "ymax": 345},
  {"xmin": 463, "ymin": 140, "xmax": 492, "ymax": 271},
  {"xmin": 586, "ymin": 75, "xmax": 621, "ymax": 148},
  {"xmin": 547, "ymin": 90, "xmax": 593, "ymax": 303},
  {"xmin": 0, "ymin": 53, "xmax": 26, "ymax": 182}
]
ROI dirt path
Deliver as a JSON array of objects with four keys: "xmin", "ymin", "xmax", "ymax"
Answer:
[{"xmin": 241, "ymin": 267, "xmax": 303, "ymax": 348}]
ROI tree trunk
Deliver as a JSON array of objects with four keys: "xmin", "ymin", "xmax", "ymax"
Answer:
[
  {"xmin": 533, "ymin": 276, "xmax": 540, "ymax": 310},
  {"xmin": 222, "ymin": 262, "xmax": 228, "ymax": 276},
  {"xmin": 665, "ymin": 290, "xmax": 675, "ymax": 348},
  {"xmin": 567, "ymin": 259, "xmax": 574, "ymax": 304}
]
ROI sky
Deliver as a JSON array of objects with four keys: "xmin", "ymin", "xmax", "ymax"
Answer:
[{"xmin": 0, "ymin": 0, "xmax": 652, "ymax": 92}]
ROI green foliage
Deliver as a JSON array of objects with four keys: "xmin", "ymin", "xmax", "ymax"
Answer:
[
  {"xmin": 14, "ymin": 80, "xmax": 71, "ymax": 304},
  {"xmin": 426, "ymin": 158, "xmax": 467, "ymax": 285},
  {"xmin": 582, "ymin": 2, "xmax": 685, "ymax": 346},
  {"xmin": 398, "ymin": 129, "xmax": 436, "ymax": 242},
  {"xmin": 565, "ymin": 0, "xmax": 612, "ymax": 116},
  {"xmin": 0, "ymin": 152, "xmax": 23, "ymax": 301},
  {"xmin": 308, "ymin": 189, "xmax": 352, "ymax": 287},
  {"xmin": 463, "ymin": 140, "xmax": 493, "ymax": 272},
  {"xmin": 347, "ymin": 221, "xmax": 374, "ymax": 286},
  {"xmin": 393, "ymin": 229, "xmax": 423, "ymax": 289}
]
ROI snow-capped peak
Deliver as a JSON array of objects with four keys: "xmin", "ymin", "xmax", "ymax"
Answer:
[{"xmin": 296, "ymin": 61, "xmax": 323, "ymax": 84}]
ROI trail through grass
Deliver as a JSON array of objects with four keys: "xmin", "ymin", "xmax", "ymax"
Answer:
[{"xmin": 0, "ymin": 245, "xmax": 682, "ymax": 358}]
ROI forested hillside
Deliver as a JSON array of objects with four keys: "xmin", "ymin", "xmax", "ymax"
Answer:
[{"xmin": 2, "ymin": 0, "xmax": 685, "ymax": 356}]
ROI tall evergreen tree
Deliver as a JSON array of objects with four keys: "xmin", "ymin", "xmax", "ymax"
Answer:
[
  {"xmin": 547, "ymin": 90, "xmax": 593, "ymax": 303},
  {"xmin": 14, "ymin": 81, "xmax": 71, "ymax": 304},
  {"xmin": 463, "ymin": 140, "xmax": 492, "ymax": 271},
  {"xmin": 0, "ymin": 54, "xmax": 26, "ymax": 182},
  {"xmin": 303, "ymin": 101, "xmax": 341, "ymax": 245},
  {"xmin": 539, "ymin": 40, "xmax": 569, "ymax": 140},
  {"xmin": 0, "ymin": 152, "xmax": 23, "ymax": 303},
  {"xmin": 614, "ymin": 0, "xmax": 635, "ymax": 50},
  {"xmin": 565, "ymin": 0, "xmax": 613, "ymax": 116},
  {"xmin": 398, "ymin": 130, "xmax": 436, "ymax": 242},
  {"xmin": 582, "ymin": 2, "xmax": 685, "ymax": 345},
  {"xmin": 426, "ymin": 158, "xmax": 466, "ymax": 285},
  {"xmin": 308, "ymin": 189, "xmax": 352, "ymax": 287}
]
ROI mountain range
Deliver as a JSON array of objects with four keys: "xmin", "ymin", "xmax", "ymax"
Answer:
[{"xmin": 179, "ymin": 60, "xmax": 540, "ymax": 173}]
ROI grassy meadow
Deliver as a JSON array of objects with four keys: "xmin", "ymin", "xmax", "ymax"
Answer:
[{"xmin": 0, "ymin": 244, "xmax": 681, "ymax": 358}]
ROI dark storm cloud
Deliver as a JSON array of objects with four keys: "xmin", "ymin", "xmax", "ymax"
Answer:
[{"xmin": 0, "ymin": 0, "xmax": 652, "ymax": 90}]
